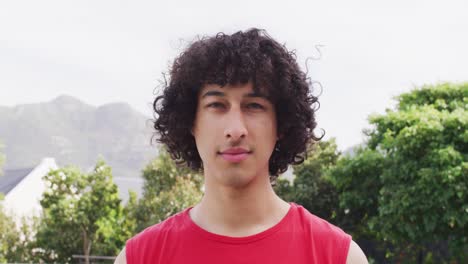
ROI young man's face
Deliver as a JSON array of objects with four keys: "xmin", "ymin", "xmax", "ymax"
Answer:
[{"xmin": 192, "ymin": 82, "xmax": 278, "ymax": 188}]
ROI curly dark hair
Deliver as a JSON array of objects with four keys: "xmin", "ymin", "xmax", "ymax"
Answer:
[{"xmin": 153, "ymin": 28, "xmax": 322, "ymax": 181}]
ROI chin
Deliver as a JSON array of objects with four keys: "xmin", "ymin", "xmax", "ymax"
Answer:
[{"xmin": 217, "ymin": 169, "xmax": 258, "ymax": 189}]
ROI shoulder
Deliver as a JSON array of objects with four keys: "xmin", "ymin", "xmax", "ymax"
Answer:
[
  {"xmin": 125, "ymin": 209, "xmax": 190, "ymax": 263},
  {"xmin": 292, "ymin": 204, "xmax": 368, "ymax": 263},
  {"xmin": 129, "ymin": 209, "xmax": 188, "ymax": 242},
  {"xmin": 114, "ymin": 247, "xmax": 126, "ymax": 264},
  {"xmin": 293, "ymin": 203, "xmax": 350, "ymax": 239},
  {"xmin": 346, "ymin": 240, "xmax": 368, "ymax": 264},
  {"xmin": 291, "ymin": 203, "xmax": 353, "ymax": 263}
]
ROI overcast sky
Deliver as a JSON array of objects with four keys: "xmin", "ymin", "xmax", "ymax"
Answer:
[{"xmin": 1, "ymin": 0, "xmax": 467, "ymax": 151}]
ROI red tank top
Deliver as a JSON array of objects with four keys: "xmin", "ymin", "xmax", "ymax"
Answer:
[{"xmin": 126, "ymin": 203, "xmax": 351, "ymax": 264}]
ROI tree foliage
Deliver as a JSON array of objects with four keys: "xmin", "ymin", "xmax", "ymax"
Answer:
[
  {"xmin": 134, "ymin": 150, "xmax": 203, "ymax": 232},
  {"xmin": 329, "ymin": 148, "xmax": 385, "ymax": 238},
  {"xmin": 330, "ymin": 82, "xmax": 467, "ymax": 262},
  {"xmin": 368, "ymin": 82, "xmax": 467, "ymax": 260},
  {"xmin": 35, "ymin": 159, "xmax": 130, "ymax": 263},
  {"xmin": 0, "ymin": 195, "xmax": 38, "ymax": 263},
  {"xmin": 0, "ymin": 195, "xmax": 19, "ymax": 263},
  {"xmin": 275, "ymin": 139, "xmax": 341, "ymax": 222}
]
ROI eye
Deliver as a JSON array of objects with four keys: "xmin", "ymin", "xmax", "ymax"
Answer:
[
  {"xmin": 206, "ymin": 102, "xmax": 225, "ymax": 109},
  {"xmin": 246, "ymin": 103, "xmax": 265, "ymax": 110}
]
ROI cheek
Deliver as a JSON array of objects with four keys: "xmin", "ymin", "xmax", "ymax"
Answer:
[
  {"xmin": 193, "ymin": 117, "xmax": 219, "ymax": 154},
  {"xmin": 265, "ymin": 114, "xmax": 278, "ymax": 135},
  {"xmin": 250, "ymin": 117, "xmax": 277, "ymax": 142}
]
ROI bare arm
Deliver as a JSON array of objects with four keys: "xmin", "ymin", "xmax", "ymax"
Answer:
[
  {"xmin": 114, "ymin": 247, "xmax": 127, "ymax": 264},
  {"xmin": 346, "ymin": 240, "xmax": 368, "ymax": 264}
]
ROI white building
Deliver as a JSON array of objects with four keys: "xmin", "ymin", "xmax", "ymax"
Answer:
[
  {"xmin": 0, "ymin": 157, "xmax": 143, "ymax": 221},
  {"xmin": 0, "ymin": 157, "xmax": 58, "ymax": 219}
]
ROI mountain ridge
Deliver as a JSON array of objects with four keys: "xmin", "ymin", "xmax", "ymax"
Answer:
[{"xmin": 0, "ymin": 95, "xmax": 158, "ymax": 179}]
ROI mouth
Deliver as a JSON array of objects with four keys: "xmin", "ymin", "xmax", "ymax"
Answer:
[{"xmin": 219, "ymin": 148, "xmax": 251, "ymax": 163}]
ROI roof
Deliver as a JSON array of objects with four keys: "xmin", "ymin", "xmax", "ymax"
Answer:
[
  {"xmin": 0, "ymin": 160, "xmax": 143, "ymax": 203},
  {"xmin": 0, "ymin": 167, "xmax": 35, "ymax": 195}
]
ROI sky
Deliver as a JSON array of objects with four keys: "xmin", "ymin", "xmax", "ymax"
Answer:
[{"xmin": 1, "ymin": 0, "xmax": 467, "ymax": 151}]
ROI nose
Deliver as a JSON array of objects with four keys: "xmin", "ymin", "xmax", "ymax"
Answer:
[{"xmin": 224, "ymin": 107, "xmax": 248, "ymax": 142}]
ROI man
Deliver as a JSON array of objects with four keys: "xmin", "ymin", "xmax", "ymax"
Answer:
[{"xmin": 115, "ymin": 28, "xmax": 368, "ymax": 264}]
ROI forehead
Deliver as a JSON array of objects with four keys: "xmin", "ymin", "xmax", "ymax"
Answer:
[{"xmin": 198, "ymin": 82, "xmax": 271, "ymax": 100}]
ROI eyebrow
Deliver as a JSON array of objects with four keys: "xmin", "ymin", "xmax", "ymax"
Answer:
[{"xmin": 201, "ymin": 90, "xmax": 268, "ymax": 99}]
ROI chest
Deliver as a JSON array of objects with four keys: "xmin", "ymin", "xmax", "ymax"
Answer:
[{"xmin": 148, "ymin": 230, "xmax": 321, "ymax": 264}]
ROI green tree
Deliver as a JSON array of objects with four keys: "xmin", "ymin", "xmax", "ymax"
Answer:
[
  {"xmin": 331, "ymin": 82, "xmax": 467, "ymax": 262},
  {"xmin": 0, "ymin": 194, "xmax": 20, "ymax": 263},
  {"xmin": 370, "ymin": 82, "xmax": 467, "ymax": 262},
  {"xmin": 329, "ymin": 147, "xmax": 387, "ymax": 262},
  {"xmin": 134, "ymin": 150, "xmax": 203, "ymax": 232},
  {"xmin": 36, "ymin": 159, "xmax": 127, "ymax": 264},
  {"xmin": 275, "ymin": 139, "xmax": 341, "ymax": 222},
  {"xmin": 93, "ymin": 190, "xmax": 137, "ymax": 257},
  {"xmin": 0, "ymin": 195, "xmax": 38, "ymax": 263},
  {"xmin": 329, "ymin": 147, "xmax": 385, "ymax": 235}
]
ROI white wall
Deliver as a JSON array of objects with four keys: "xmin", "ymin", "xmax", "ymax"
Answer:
[{"xmin": 3, "ymin": 158, "xmax": 58, "ymax": 219}]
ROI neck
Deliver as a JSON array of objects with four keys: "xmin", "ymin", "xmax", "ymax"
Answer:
[{"xmin": 190, "ymin": 171, "xmax": 290, "ymax": 237}]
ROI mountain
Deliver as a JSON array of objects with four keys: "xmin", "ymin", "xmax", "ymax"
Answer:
[{"xmin": 0, "ymin": 95, "xmax": 158, "ymax": 180}]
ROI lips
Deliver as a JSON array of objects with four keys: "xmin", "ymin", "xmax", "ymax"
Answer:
[
  {"xmin": 219, "ymin": 148, "xmax": 251, "ymax": 162},
  {"xmin": 221, "ymin": 147, "xmax": 249, "ymax": 154}
]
